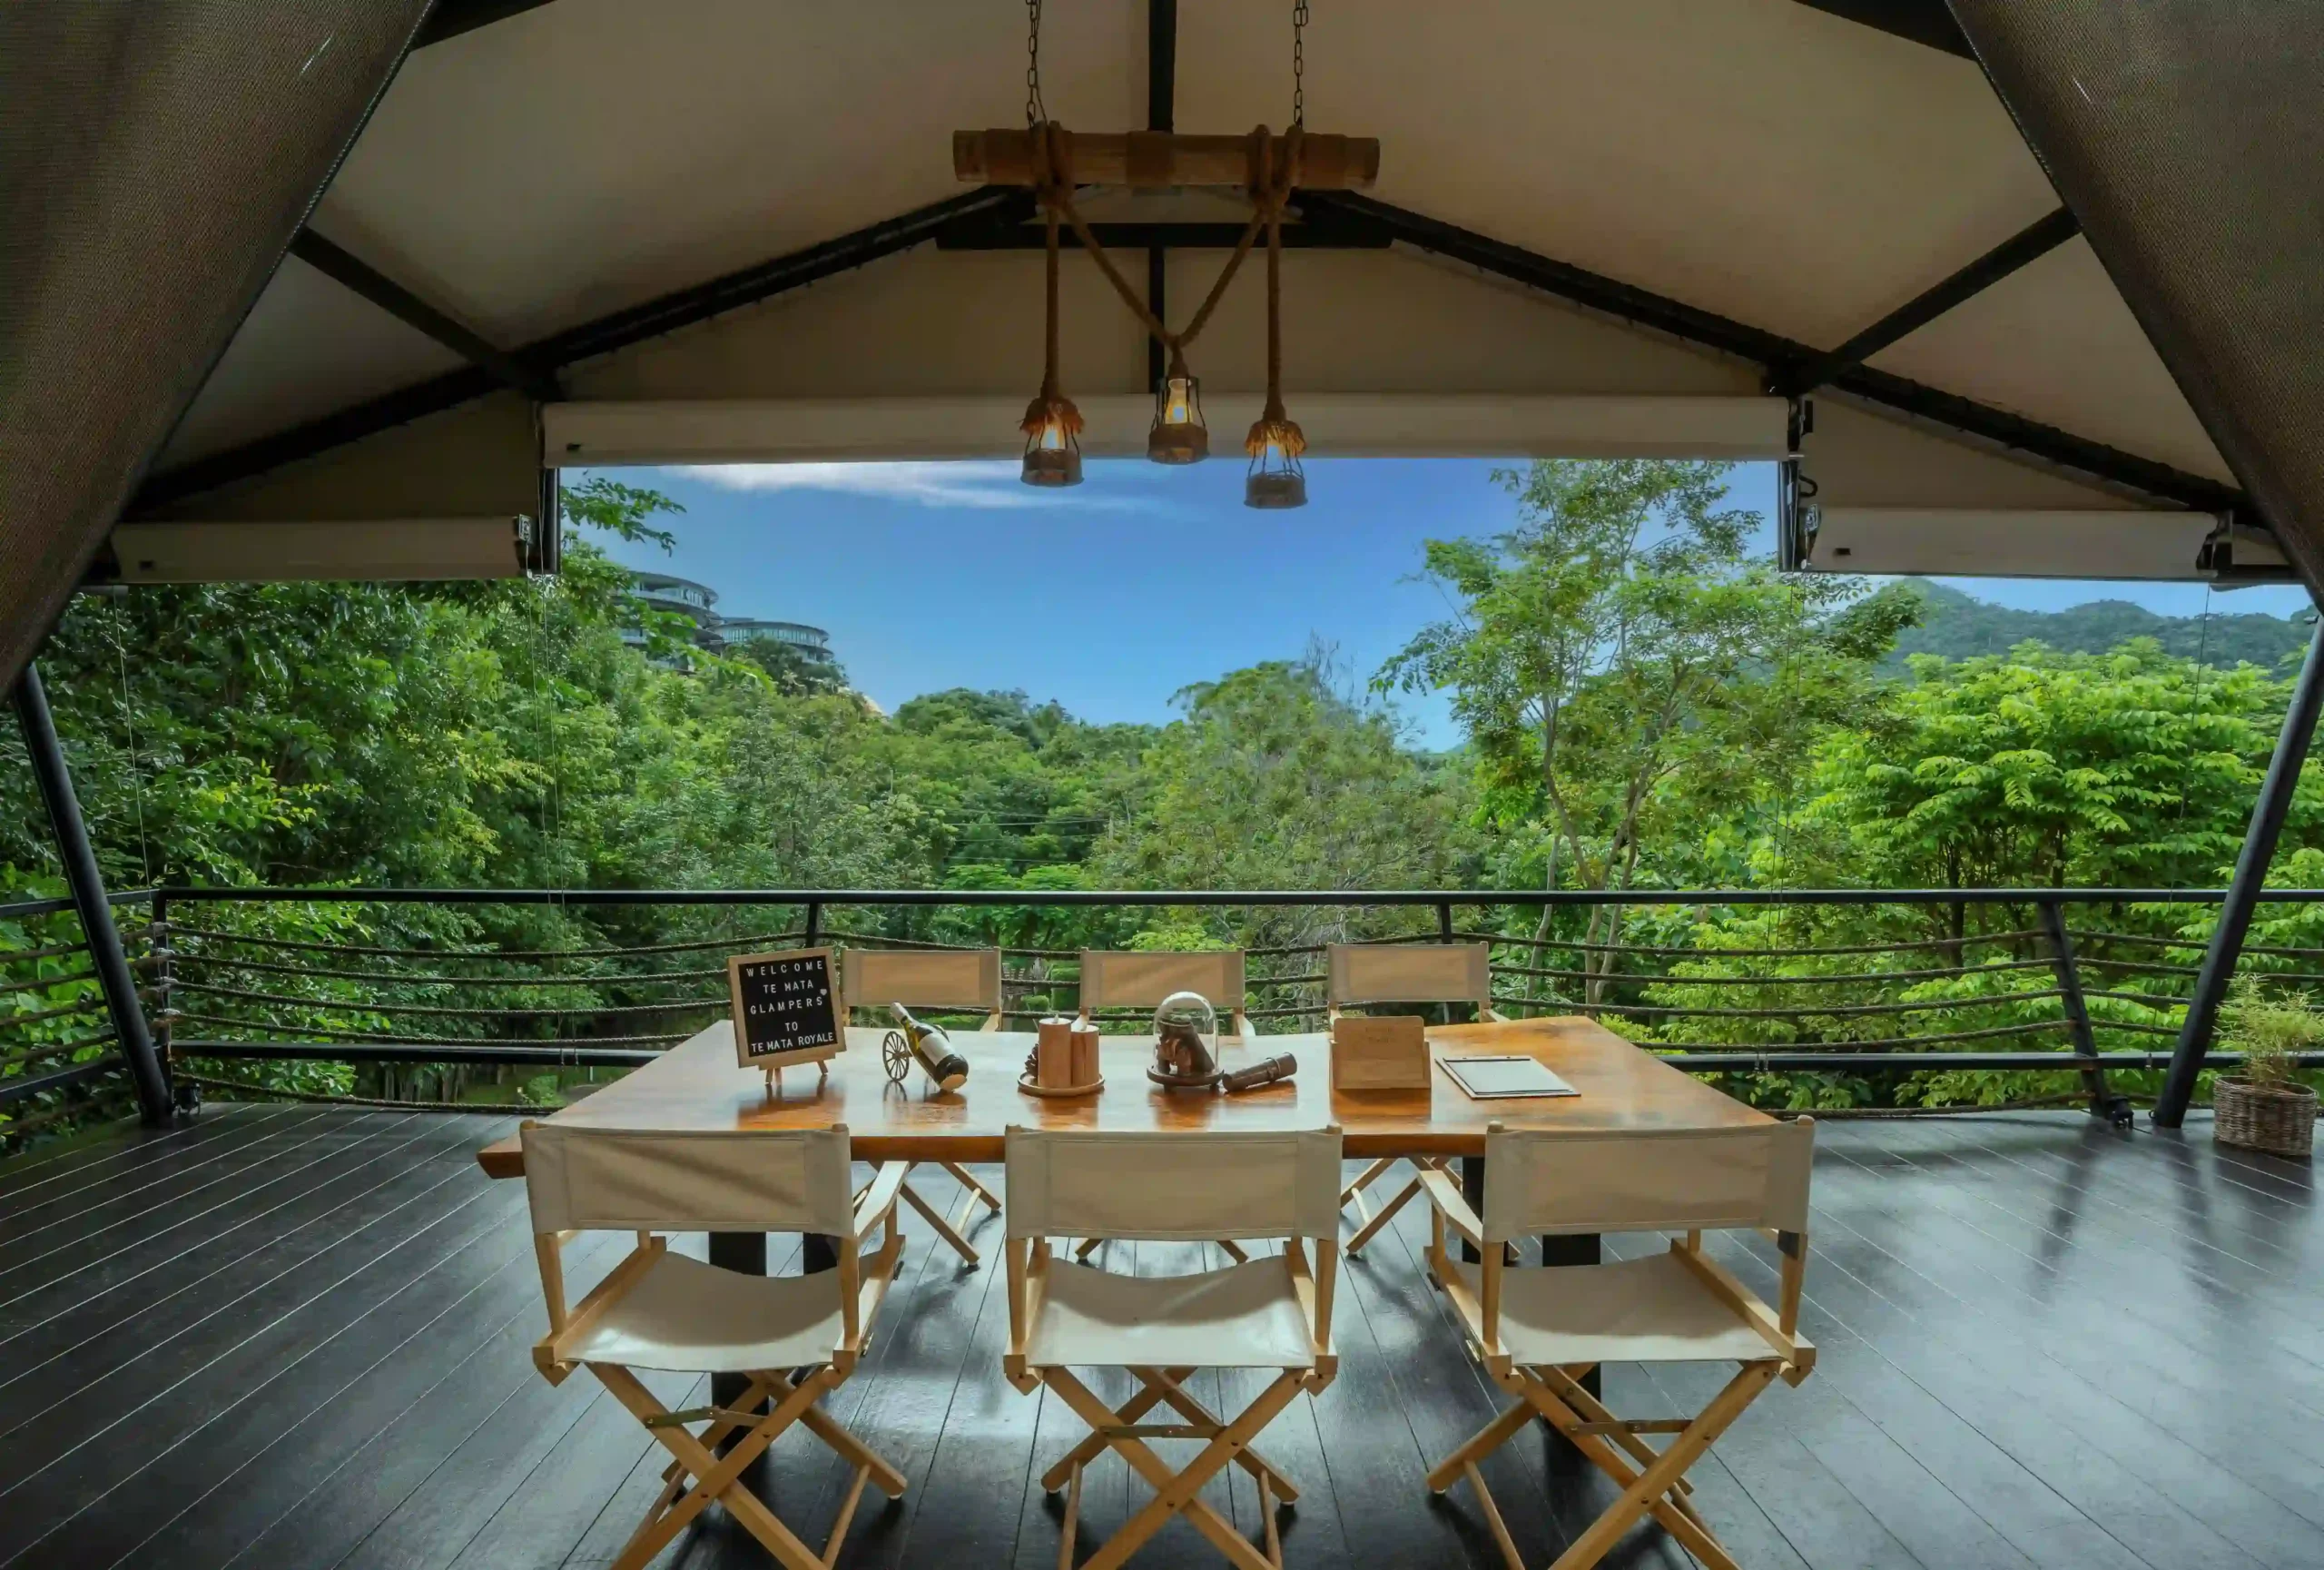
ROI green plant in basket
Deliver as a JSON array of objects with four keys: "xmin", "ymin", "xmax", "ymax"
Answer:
[
  {"xmin": 2219, "ymin": 977, "xmax": 2318, "ymax": 1089},
  {"xmin": 2212, "ymin": 978, "xmax": 2319, "ymax": 1159}
]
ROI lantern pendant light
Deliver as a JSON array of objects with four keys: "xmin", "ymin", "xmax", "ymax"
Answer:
[
  {"xmin": 1244, "ymin": 421, "xmax": 1305, "ymax": 509},
  {"xmin": 1147, "ymin": 347, "xmax": 1208, "ymax": 465}
]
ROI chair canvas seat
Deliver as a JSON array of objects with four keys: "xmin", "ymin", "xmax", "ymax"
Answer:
[
  {"xmin": 522, "ymin": 1123, "xmax": 913, "ymax": 1570},
  {"xmin": 1027, "ymin": 1255, "xmax": 1319, "ymax": 1369},
  {"xmin": 560, "ymin": 1250, "xmax": 852, "ymax": 1374},
  {"xmin": 1442, "ymin": 1252, "xmax": 1773, "ymax": 1366}
]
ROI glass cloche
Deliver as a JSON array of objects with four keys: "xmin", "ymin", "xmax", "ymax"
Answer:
[{"xmin": 1151, "ymin": 990, "xmax": 1220, "ymax": 1083}]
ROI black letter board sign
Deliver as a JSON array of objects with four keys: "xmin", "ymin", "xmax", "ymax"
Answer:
[{"xmin": 726, "ymin": 946, "xmax": 843, "ymax": 1077}]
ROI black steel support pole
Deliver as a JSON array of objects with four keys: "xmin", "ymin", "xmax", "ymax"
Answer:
[
  {"xmin": 2156, "ymin": 617, "xmax": 2324, "ymax": 1127},
  {"xmin": 11, "ymin": 663, "xmax": 171, "ymax": 1124},
  {"xmin": 2037, "ymin": 899, "xmax": 2123, "ymax": 1124}
]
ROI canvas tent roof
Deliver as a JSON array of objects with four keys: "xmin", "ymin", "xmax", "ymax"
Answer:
[{"xmin": 112, "ymin": 0, "xmax": 2281, "ymax": 586}]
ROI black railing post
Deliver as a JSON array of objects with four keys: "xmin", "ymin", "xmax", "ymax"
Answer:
[
  {"xmin": 1437, "ymin": 901, "xmax": 1454, "ymax": 943},
  {"xmin": 11, "ymin": 663, "xmax": 172, "ymax": 1124},
  {"xmin": 2156, "ymin": 617, "xmax": 2324, "ymax": 1128},
  {"xmin": 803, "ymin": 899, "xmax": 822, "ymax": 947},
  {"xmin": 2038, "ymin": 899, "xmax": 2127, "ymax": 1126}
]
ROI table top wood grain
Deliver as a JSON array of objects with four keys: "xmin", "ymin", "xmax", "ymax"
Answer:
[{"xmin": 474, "ymin": 1014, "xmax": 1766, "ymax": 1177}]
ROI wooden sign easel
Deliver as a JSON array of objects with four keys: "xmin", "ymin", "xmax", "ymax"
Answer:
[{"xmin": 727, "ymin": 947, "xmax": 843, "ymax": 1093}]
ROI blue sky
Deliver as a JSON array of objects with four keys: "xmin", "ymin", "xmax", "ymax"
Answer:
[{"xmin": 587, "ymin": 459, "xmax": 2309, "ymax": 751}]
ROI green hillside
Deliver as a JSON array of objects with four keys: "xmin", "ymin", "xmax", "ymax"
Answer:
[{"xmin": 1888, "ymin": 580, "xmax": 2310, "ymax": 672}]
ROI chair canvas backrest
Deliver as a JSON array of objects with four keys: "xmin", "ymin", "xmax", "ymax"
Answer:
[
  {"xmin": 523, "ymin": 1123, "xmax": 856, "ymax": 1237},
  {"xmin": 1005, "ymin": 1127, "xmax": 1341, "ymax": 1242},
  {"xmin": 1327, "ymin": 943, "xmax": 1491, "ymax": 1009},
  {"xmin": 1078, "ymin": 949, "xmax": 1246, "ymax": 1013},
  {"xmin": 843, "ymin": 947, "xmax": 1001, "ymax": 1016},
  {"xmin": 1478, "ymin": 1121, "xmax": 1814, "ymax": 1243}
]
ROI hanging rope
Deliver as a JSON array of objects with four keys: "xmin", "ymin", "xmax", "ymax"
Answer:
[
  {"xmin": 1021, "ymin": 123, "xmax": 1085, "ymax": 447},
  {"xmin": 1247, "ymin": 124, "xmax": 1306, "ymax": 461},
  {"xmin": 1019, "ymin": 118, "xmax": 1305, "ymax": 382}
]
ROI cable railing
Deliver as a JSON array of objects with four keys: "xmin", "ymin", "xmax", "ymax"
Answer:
[
  {"xmin": 128, "ymin": 884, "xmax": 2324, "ymax": 1121},
  {"xmin": 0, "ymin": 889, "xmax": 160, "ymax": 1135}
]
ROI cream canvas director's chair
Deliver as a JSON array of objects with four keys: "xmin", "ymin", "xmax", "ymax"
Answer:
[
  {"xmin": 1078, "ymin": 947, "xmax": 1253, "ymax": 1040},
  {"xmin": 841, "ymin": 944, "xmax": 1005, "ymax": 1264},
  {"xmin": 1073, "ymin": 946, "xmax": 1255, "ymax": 1263},
  {"xmin": 522, "ymin": 1122, "xmax": 911, "ymax": 1570},
  {"xmin": 1002, "ymin": 1126, "xmax": 1342, "ymax": 1570},
  {"xmin": 1419, "ymin": 1120, "xmax": 1817, "ymax": 1570},
  {"xmin": 1326, "ymin": 941, "xmax": 1503, "ymax": 1256}
]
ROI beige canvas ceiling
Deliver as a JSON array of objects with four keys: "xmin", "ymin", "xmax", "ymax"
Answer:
[{"xmin": 121, "ymin": 0, "xmax": 2268, "ymax": 584}]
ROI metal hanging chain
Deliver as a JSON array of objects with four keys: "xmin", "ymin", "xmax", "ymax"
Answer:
[
  {"xmin": 1025, "ymin": 0, "xmax": 1047, "ymax": 126},
  {"xmin": 1292, "ymin": 0, "xmax": 1308, "ymax": 127}
]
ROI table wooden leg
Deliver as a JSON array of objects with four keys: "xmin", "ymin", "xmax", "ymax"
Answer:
[{"xmin": 708, "ymin": 1230, "xmax": 770, "ymax": 1480}]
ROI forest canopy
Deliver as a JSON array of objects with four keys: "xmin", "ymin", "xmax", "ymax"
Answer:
[{"xmin": 5, "ymin": 462, "xmax": 2318, "ymax": 1120}]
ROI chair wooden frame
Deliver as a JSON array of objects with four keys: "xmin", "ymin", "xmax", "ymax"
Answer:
[
  {"xmin": 1416, "ymin": 1124, "xmax": 1815, "ymax": 1570},
  {"xmin": 1069, "ymin": 947, "xmax": 1257, "ymax": 1266},
  {"xmin": 526, "ymin": 1128, "xmax": 913, "ymax": 1570},
  {"xmin": 1324, "ymin": 943, "xmax": 1504, "ymax": 1257},
  {"xmin": 1002, "ymin": 1128, "xmax": 1341, "ymax": 1570},
  {"xmin": 840, "ymin": 945, "xmax": 1006, "ymax": 1264}
]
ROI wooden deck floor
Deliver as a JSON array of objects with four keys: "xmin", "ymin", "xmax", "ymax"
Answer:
[{"xmin": 1, "ymin": 1104, "xmax": 2319, "ymax": 1570}]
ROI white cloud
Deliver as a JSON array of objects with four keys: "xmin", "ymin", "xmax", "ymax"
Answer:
[{"xmin": 682, "ymin": 461, "xmax": 1163, "ymax": 512}]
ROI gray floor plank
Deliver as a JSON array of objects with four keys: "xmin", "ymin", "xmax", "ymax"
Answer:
[{"xmin": 0, "ymin": 1107, "xmax": 2312, "ymax": 1570}]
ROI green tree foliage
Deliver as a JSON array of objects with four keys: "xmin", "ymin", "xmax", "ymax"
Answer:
[
  {"xmin": 1890, "ymin": 580, "xmax": 2308, "ymax": 672},
  {"xmin": 1376, "ymin": 459, "xmax": 1915, "ymax": 988},
  {"xmin": 7, "ymin": 459, "xmax": 2318, "ymax": 1130},
  {"xmin": 1096, "ymin": 655, "xmax": 1478, "ymax": 951}
]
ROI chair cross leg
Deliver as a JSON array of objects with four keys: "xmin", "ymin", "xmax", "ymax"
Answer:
[
  {"xmin": 901, "ymin": 1178, "xmax": 981, "ymax": 1265},
  {"xmin": 1520, "ymin": 1385, "xmax": 1728, "ymax": 1567},
  {"xmin": 598, "ymin": 1363, "xmax": 905, "ymax": 1570},
  {"xmin": 1040, "ymin": 1367, "xmax": 1301, "ymax": 1501},
  {"xmin": 1342, "ymin": 1157, "xmax": 1446, "ymax": 1257},
  {"xmin": 1536, "ymin": 1365, "xmax": 1695, "ymax": 1505},
  {"xmin": 1534, "ymin": 1362, "xmax": 1778, "ymax": 1570},
  {"xmin": 597, "ymin": 1363, "xmax": 829, "ymax": 1570},
  {"xmin": 1045, "ymin": 1366, "xmax": 1306, "ymax": 1570},
  {"xmin": 940, "ymin": 1160, "xmax": 1001, "ymax": 1211}
]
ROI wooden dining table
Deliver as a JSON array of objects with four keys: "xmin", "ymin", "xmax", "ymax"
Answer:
[
  {"xmin": 474, "ymin": 1012, "xmax": 1768, "ymax": 1178},
  {"xmin": 478, "ymin": 1012, "xmax": 1766, "ymax": 1456}
]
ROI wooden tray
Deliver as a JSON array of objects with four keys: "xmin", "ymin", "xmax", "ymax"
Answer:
[
  {"xmin": 1146, "ymin": 1066, "xmax": 1222, "ymax": 1091},
  {"xmin": 1018, "ymin": 1071, "xmax": 1105, "ymax": 1099}
]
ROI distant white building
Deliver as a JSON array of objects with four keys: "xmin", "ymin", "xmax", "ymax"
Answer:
[{"xmin": 622, "ymin": 573, "xmax": 835, "ymax": 676}]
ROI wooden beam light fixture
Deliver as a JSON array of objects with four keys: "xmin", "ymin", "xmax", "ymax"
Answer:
[{"xmin": 975, "ymin": 0, "xmax": 1360, "ymax": 499}]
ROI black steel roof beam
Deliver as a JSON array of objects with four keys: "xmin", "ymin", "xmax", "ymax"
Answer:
[
  {"xmin": 1791, "ymin": 1, "xmax": 1973, "ymax": 58},
  {"xmin": 414, "ymin": 0, "xmax": 559, "ymax": 49},
  {"xmin": 1300, "ymin": 188, "xmax": 2240, "ymax": 515},
  {"xmin": 1779, "ymin": 207, "xmax": 2080, "ymax": 394},
  {"xmin": 1148, "ymin": 0, "xmax": 1176, "ymax": 133},
  {"xmin": 936, "ymin": 219, "xmax": 1385, "ymax": 252},
  {"xmin": 135, "ymin": 187, "xmax": 1020, "ymax": 513},
  {"xmin": 1147, "ymin": 0, "xmax": 1177, "ymax": 386},
  {"xmin": 290, "ymin": 230, "xmax": 560, "ymax": 403}
]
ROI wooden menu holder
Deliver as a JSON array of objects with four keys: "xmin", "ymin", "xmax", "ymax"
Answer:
[{"xmin": 1329, "ymin": 1013, "xmax": 1432, "ymax": 1091}]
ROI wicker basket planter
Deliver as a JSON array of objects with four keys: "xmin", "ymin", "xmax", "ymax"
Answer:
[{"xmin": 2214, "ymin": 1078, "xmax": 2319, "ymax": 1159}]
